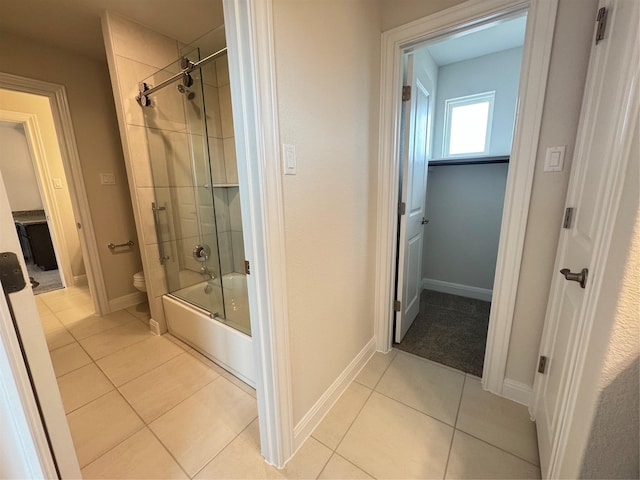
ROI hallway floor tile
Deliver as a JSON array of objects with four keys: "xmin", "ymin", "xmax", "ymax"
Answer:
[{"xmin": 39, "ymin": 286, "xmax": 540, "ymax": 479}]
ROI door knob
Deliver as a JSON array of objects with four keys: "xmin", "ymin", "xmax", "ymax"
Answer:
[
  {"xmin": 421, "ymin": 218, "xmax": 430, "ymax": 225},
  {"xmin": 560, "ymin": 268, "xmax": 588, "ymax": 288}
]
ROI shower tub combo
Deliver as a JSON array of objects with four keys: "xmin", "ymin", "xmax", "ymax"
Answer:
[{"xmin": 138, "ymin": 29, "xmax": 255, "ymax": 386}]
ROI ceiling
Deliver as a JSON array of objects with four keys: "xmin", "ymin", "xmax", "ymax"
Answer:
[
  {"xmin": 0, "ymin": 0, "xmax": 224, "ymax": 61},
  {"xmin": 0, "ymin": 3, "xmax": 525, "ymax": 67},
  {"xmin": 424, "ymin": 14, "xmax": 527, "ymax": 66}
]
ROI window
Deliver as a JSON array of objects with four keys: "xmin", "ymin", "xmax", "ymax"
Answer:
[{"xmin": 443, "ymin": 92, "xmax": 495, "ymax": 157}]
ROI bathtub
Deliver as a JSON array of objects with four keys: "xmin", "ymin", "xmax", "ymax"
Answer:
[{"xmin": 162, "ymin": 272, "xmax": 254, "ymax": 386}]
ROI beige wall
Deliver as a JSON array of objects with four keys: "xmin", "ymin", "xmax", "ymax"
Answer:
[
  {"xmin": 0, "ymin": 90, "xmax": 84, "ymax": 279},
  {"xmin": 0, "ymin": 31, "xmax": 141, "ymax": 301},
  {"xmin": 0, "ymin": 123, "xmax": 43, "ymax": 211},
  {"xmin": 101, "ymin": 13, "xmax": 183, "ymax": 328},
  {"xmin": 382, "ymin": 0, "xmax": 599, "ymax": 388},
  {"xmin": 272, "ymin": 0, "xmax": 382, "ymax": 424},
  {"xmin": 382, "ymin": 0, "xmax": 467, "ymax": 31}
]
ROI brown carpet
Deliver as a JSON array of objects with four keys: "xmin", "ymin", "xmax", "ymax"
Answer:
[{"xmin": 395, "ymin": 289, "xmax": 490, "ymax": 377}]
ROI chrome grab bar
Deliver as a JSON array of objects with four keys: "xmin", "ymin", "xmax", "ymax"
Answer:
[
  {"xmin": 107, "ymin": 240, "xmax": 134, "ymax": 250},
  {"xmin": 152, "ymin": 202, "xmax": 170, "ymax": 265}
]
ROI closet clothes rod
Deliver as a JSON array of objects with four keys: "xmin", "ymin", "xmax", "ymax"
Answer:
[{"xmin": 428, "ymin": 155, "xmax": 510, "ymax": 167}]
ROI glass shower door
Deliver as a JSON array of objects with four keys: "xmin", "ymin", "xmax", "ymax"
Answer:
[{"xmin": 142, "ymin": 60, "xmax": 226, "ymax": 318}]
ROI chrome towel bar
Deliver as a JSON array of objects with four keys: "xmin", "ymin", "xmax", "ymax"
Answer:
[{"xmin": 107, "ymin": 240, "xmax": 135, "ymax": 250}]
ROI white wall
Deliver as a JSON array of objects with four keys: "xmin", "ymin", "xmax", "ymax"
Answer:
[
  {"xmin": 0, "ymin": 123, "xmax": 43, "ymax": 211},
  {"xmin": 423, "ymin": 163, "xmax": 508, "ymax": 291},
  {"xmin": 383, "ymin": 0, "xmax": 599, "ymax": 390},
  {"xmin": 272, "ymin": 0, "xmax": 381, "ymax": 425},
  {"xmin": 422, "ymin": 48, "xmax": 521, "ymax": 294},
  {"xmin": 0, "ymin": 31, "xmax": 142, "ymax": 301},
  {"xmin": 432, "ymin": 47, "xmax": 523, "ymax": 158}
]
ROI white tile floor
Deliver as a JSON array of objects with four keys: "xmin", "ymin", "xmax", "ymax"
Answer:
[{"xmin": 38, "ymin": 286, "xmax": 540, "ymax": 479}]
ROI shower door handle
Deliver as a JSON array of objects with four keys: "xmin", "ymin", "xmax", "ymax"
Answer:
[{"xmin": 152, "ymin": 202, "xmax": 170, "ymax": 265}]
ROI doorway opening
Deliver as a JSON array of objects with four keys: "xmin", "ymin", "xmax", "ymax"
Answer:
[
  {"xmin": 394, "ymin": 14, "xmax": 527, "ymax": 377},
  {"xmin": 376, "ymin": 0, "xmax": 559, "ymax": 399},
  {"xmin": 0, "ymin": 92, "xmax": 87, "ymax": 297}
]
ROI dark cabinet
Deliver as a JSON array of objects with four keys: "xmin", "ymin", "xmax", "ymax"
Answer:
[{"xmin": 15, "ymin": 221, "xmax": 58, "ymax": 271}]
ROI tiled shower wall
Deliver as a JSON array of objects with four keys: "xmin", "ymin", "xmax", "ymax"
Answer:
[
  {"xmin": 201, "ymin": 54, "xmax": 245, "ymax": 275},
  {"xmin": 102, "ymin": 13, "xmax": 244, "ymax": 331},
  {"xmin": 102, "ymin": 12, "xmax": 183, "ymax": 330}
]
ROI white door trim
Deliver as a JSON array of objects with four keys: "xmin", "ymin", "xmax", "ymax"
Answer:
[
  {"xmin": 223, "ymin": 0, "xmax": 295, "ymax": 467},
  {"xmin": 0, "ymin": 73, "xmax": 109, "ymax": 314},
  {"xmin": 0, "ymin": 284, "xmax": 56, "ymax": 479},
  {"xmin": 0, "ymin": 109, "xmax": 74, "ymax": 289},
  {"xmin": 0, "ymin": 169, "xmax": 81, "ymax": 478},
  {"xmin": 374, "ymin": 0, "xmax": 559, "ymax": 398}
]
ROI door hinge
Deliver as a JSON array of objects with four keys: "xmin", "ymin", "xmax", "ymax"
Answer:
[
  {"xmin": 595, "ymin": 7, "xmax": 607, "ymax": 45},
  {"xmin": 538, "ymin": 355, "xmax": 548, "ymax": 374},
  {"xmin": 244, "ymin": 260, "xmax": 251, "ymax": 275},
  {"xmin": 398, "ymin": 202, "xmax": 406, "ymax": 216},
  {"xmin": 562, "ymin": 207, "xmax": 574, "ymax": 229},
  {"xmin": 402, "ymin": 85, "xmax": 411, "ymax": 102},
  {"xmin": 394, "ymin": 300, "xmax": 401, "ymax": 312}
]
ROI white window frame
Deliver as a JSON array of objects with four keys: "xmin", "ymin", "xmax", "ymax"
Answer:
[{"xmin": 443, "ymin": 91, "xmax": 495, "ymax": 157}]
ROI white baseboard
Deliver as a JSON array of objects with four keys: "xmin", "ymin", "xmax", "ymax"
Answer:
[
  {"xmin": 422, "ymin": 278, "xmax": 493, "ymax": 302},
  {"xmin": 501, "ymin": 378, "xmax": 532, "ymax": 407},
  {"xmin": 149, "ymin": 319, "xmax": 161, "ymax": 336},
  {"xmin": 73, "ymin": 275, "xmax": 88, "ymax": 287},
  {"xmin": 293, "ymin": 337, "xmax": 376, "ymax": 449},
  {"xmin": 108, "ymin": 291, "xmax": 147, "ymax": 313}
]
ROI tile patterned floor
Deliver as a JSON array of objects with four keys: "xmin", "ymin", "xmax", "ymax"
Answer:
[{"xmin": 38, "ymin": 286, "xmax": 540, "ymax": 479}]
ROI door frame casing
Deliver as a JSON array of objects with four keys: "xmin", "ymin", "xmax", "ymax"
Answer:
[
  {"xmin": 374, "ymin": 0, "xmax": 559, "ymax": 399},
  {"xmin": 0, "ymin": 73, "xmax": 109, "ymax": 315},
  {"xmin": 223, "ymin": 0, "xmax": 295, "ymax": 467},
  {"xmin": 0, "ymin": 109, "xmax": 75, "ymax": 290}
]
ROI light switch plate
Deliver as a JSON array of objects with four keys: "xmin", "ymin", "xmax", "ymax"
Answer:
[
  {"xmin": 100, "ymin": 173, "xmax": 116, "ymax": 185},
  {"xmin": 282, "ymin": 144, "xmax": 296, "ymax": 175},
  {"xmin": 544, "ymin": 146, "xmax": 565, "ymax": 172}
]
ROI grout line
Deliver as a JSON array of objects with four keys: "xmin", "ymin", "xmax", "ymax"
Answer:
[
  {"xmin": 118, "ymin": 365, "xmax": 221, "ymax": 425},
  {"xmin": 315, "ymin": 452, "xmax": 333, "ymax": 479},
  {"xmin": 63, "ymin": 387, "xmax": 116, "ymax": 416},
  {"xmin": 332, "ymin": 369, "xmax": 381, "ymax": 454},
  {"xmin": 370, "ymin": 349, "xmax": 398, "ymax": 391},
  {"xmin": 95, "ymin": 343, "xmax": 184, "ymax": 388},
  {"xmin": 47, "ymin": 292, "xmax": 188, "ymax": 478},
  {"xmin": 373, "ymin": 388, "xmax": 460, "ymax": 429},
  {"xmin": 78, "ymin": 422, "xmax": 147, "ymax": 472},
  {"xmin": 453, "ymin": 428, "xmax": 541, "ymax": 468},
  {"xmin": 394, "ymin": 349, "xmax": 471, "ymax": 377},
  {"xmin": 101, "ymin": 367, "xmax": 191, "ymax": 478},
  {"xmin": 333, "ymin": 451, "xmax": 378, "ymax": 479},
  {"xmin": 314, "ymin": 450, "xmax": 334, "ymax": 480},
  {"xmin": 443, "ymin": 374, "xmax": 466, "ymax": 479},
  {"xmin": 189, "ymin": 415, "xmax": 259, "ymax": 479}
]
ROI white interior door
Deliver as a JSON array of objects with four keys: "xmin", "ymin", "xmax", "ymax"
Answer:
[
  {"xmin": 0, "ymin": 171, "xmax": 80, "ymax": 477},
  {"xmin": 533, "ymin": 0, "xmax": 639, "ymax": 475},
  {"xmin": 395, "ymin": 54, "xmax": 431, "ymax": 343}
]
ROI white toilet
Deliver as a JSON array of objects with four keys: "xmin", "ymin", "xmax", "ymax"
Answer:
[{"xmin": 133, "ymin": 271, "xmax": 147, "ymax": 292}]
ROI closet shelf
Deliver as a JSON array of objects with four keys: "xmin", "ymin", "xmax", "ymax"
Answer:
[{"xmin": 428, "ymin": 155, "xmax": 510, "ymax": 167}]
